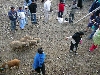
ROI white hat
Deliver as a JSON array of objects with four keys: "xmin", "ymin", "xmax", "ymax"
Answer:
[{"xmin": 24, "ymin": 6, "xmax": 28, "ymax": 8}]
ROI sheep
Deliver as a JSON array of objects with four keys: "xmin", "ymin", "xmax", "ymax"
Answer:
[
  {"xmin": 33, "ymin": 38, "xmax": 41, "ymax": 43},
  {"xmin": 20, "ymin": 36, "xmax": 33, "ymax": 42},
  {"xmin": 1, "ymin": 59, "xmax": 20, "ymax": 70},
  {"xmin": 27, "ymin": 40, "xmax": 37, "ymax": 47},
  {"xmin": 10, "ymin": 41, "xmax": 29, "ymax": 50}
]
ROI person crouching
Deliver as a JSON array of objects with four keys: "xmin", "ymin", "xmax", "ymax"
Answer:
[
  {"xmin": 32, "ymin": 47, "xmax": 46, "ymax": 75},
  {"xmin": 66, "ymin": 31, "xmax": 84, "ymax": 55}
]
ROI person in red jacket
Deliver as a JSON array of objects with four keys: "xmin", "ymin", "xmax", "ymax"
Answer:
[{"xmin": 58, "ymin": 1, "xmax": 65, "ymax": 18}]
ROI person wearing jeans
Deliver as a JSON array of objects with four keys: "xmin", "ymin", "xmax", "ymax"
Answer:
[
  {"xmin": 8, "ymin": 7, "xmax": 17, "ymax": 31},
  {"xmin": 10, "ymin": 21, "xmax": 16, "ymax": 31},
  {"xmin": 31, "ymin": 13, "xmax": 37, "ymax": 23},
  {"xmin": 28, "ymin": 0, "xmax": 37, "ymax": 24}
]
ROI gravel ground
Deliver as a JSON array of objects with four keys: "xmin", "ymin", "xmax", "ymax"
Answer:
[{"xmin": 0, "ymin": 0, "xmax": 100, "ymax": 75}]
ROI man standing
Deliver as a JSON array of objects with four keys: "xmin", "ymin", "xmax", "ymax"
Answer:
[
  {"xmin": 44, "ymin": 0, "xmax": 51, "ymax": 23},
  {"xmin": 8, "ymin": 7, "xmax": 17, "ymax": 32},
  {"xmin": 28, "ymin": 0, "xmax": 38, "ymax": 24}
]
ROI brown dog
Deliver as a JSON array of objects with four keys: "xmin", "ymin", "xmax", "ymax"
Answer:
[{"xmin": 1, "ymin": 59, "xmax": 20, "ymax": 70}]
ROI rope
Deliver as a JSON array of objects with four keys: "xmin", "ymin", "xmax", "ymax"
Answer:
[{"xmin": 73, "ymin": 6, "xmax": 100, "ymax": 25}]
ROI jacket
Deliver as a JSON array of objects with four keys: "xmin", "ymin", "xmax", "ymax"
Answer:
[
  {"xmin": 58, "ymin": 3, "xmax": 65, "ymax": 12},
  {"xmin": 44, "ymin": 0, "xmax": 51, "ymax": 11},
  {"xmin": 8, "ymin": 10, "xmax": 17, "ymax": 21},
  {"xmin": 33, "ymin": 52, "xmax": 46, "ymax": 69},
  {"xmin": 89, "ymin": 1, "xmax": 100, "ymax": 16},
  {"xmin": 72, "ymin": 32, "xmax": 82, "ymax": 44},
  {"xmin": 28, "ymin": 2, "xmax": 37, "ymax": 13}
]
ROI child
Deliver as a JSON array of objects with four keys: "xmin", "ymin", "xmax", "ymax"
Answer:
[
  {"xmin": 17, "ymin": 7, "xmax": 26, "ymax": 30},
  {"xmin": 66, "ymin": 31, "xmax": 84, "ymax": 55},
  {"xmin": 32, "ymin": 47, "xmax": 46, "ymax": 75},
  {"xmin": 24, "ymin": 6, "xmax": 30, "ymax": 25},
  {"xmin": 69, "ymin": 0, "xmax": 77, "ymax": 23},
  {"xmin": 58, "ymin": 1, "xmax": 65, "ymax": 18},
  {"xmin": 89, "ymin": 25, "xmax": 100, "ymax": 52}
]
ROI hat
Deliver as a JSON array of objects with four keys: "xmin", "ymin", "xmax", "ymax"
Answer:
[
  {"xmin": 79, "ymin": 31, "xmax": 84, "ymax": 35},
  {"xmin": 25, "ymin": 6, "xmax": 28, "ymax": 8},
  {"xmin": 38, "ymin": 47, "xmax": 43, "ymax": 54}
]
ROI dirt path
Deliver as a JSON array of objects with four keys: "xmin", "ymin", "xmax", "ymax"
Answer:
[{"xmin": 0, "ymin": 0, "xmax": 100, "ymax": 75}]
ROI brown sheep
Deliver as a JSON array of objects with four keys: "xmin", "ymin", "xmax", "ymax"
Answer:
[{"xmin": 1, "ymin": 59, "xmax": 20, "ymax": 70}]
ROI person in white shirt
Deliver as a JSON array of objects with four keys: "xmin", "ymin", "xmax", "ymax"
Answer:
[
  {"xmin": 17, "ymin": 7, "xmax": 26, "ymax": 30},
  {"xmin": 44, "ymin": 0, "xmax": 51, "ymax": 23}
]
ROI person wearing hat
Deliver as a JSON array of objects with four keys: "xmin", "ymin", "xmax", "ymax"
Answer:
[
  {"xmin": 65, "ymin": 31, "xmax": 84, "ymax": 55},
  {"xmin": 32, "ymin": 47, "xmax": 46, "ymax": 75},
  {"xmin": 24, "ymin": 6, "xmax": 30, "ymax": 25},
  {"xmin": 8, "ymin": 6, "xmax": 17, "ymax": 32}
]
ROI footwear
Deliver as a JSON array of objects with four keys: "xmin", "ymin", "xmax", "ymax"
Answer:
[
  {"xmin": 84, "ymin": 30, "xmax": 87, "ymax": 32},
  {"xmin": 69, "ymin": 50, "xmax": 73, "ymax": 53},
  {"xmin": 74, "ymin": 52, "xmax": 78, "ymax": 55}
]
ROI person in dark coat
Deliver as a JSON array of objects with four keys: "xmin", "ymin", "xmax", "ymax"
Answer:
[
  {"xmin": 89, "ymin": 0, "xmax": 100, "ymax": 17},
  {"xmin": 77, "ymin": 0, "xmax": 83, "ymax": 9},
  {"xmin": 66, "ymin": 31, "xmax": 84, "ymax": 55},
  {"xmin": 28, "ymin": 0, "xmax": 37, "ymax": 24}
]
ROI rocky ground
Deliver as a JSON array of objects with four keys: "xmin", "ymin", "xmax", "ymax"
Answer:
[{"xmin": 0, "ymin": 0, "xmax": 100, "ymax": 75}]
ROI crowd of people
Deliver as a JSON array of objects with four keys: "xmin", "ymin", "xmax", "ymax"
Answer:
[{"xmin": 7, "ymin": 0, "xmax": 100, "ymax": 75}]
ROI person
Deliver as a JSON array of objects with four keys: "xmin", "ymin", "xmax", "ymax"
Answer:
[
  {"xmin": 32, "ymin": 47, "xmax": 46, "ymax": 75},
  {"xmin": 88, "ymin": 13, "xmax": 100, "ymax": 39},
  {"xmin": 89, "ymin": 0, "xmax": 100, "ymax": 17},
  {"xmin": 89, "ymin": 25, "xmax": 100, "ymax": 51},
  {"xmin": 44, "ymin": 0, "xmax": 51, "ymax": 23},
  {"xmin": 69, "ymin": 0, "xmax": 77, "ymax": 23},
  {"xmin": 17, "ymin": 7, "xmax": 26, "ymax": 30},
  {"xmin": 77, "ymin": 0, "xmax": 83, "ymax": 9},
  {"xmin": 28, "ymin": 0, "xmax": 38, "ymax": 24},
  {"xmin": 8, "ymin": 6, "xmax": 17, "ymax": 32},
  {"xmin": 58, "ymin": 1, "xmax": 65, "ymax": 18},
  {"xmin": 65, "ymin": 31, "xmax": 84, "ymax": 55},
  {"xmin": 85, "ymin": 13, "xmax": 96, "ymax": 32},
  {"xmin": 41, "ymin": 0, "xmax": 44, "ymax": 3},
  {"xmin": 24, "ymin": 6, "xmax": 30, "ymax": 25}
]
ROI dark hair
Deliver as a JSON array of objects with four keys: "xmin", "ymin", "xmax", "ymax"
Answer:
[
  {"xmin": 38, "ymin": 47, "xmax": 43, "ymax": 54},
  {"xmin": 79, "ymin": 31, "xmax": 84, "ymax": 35},
  {"xmin": 11, "ymin": 6, "xmax": 15, "ymax": 9}
]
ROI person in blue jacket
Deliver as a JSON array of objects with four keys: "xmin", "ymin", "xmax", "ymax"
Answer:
[
  {"xmin": 32, "ymin": 47, "xmax": 46, "ymax": 75},
  {"xmin": 89, "ymin": 0, "xmax": 100, "ymax": 16}
]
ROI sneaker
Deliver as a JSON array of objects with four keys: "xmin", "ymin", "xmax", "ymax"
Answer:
[
  {"xmin": 69, "ymin": 50, "xmax": 73, "ymax": 53},
  {"xmin": 74, "ymin": 52, "xmax": 78, "ymax": 55}
]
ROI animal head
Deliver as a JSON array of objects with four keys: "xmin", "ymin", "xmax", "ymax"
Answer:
[{"xmin": 1, "ymin": 62, "xmax": 8, "ymax": 69}]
